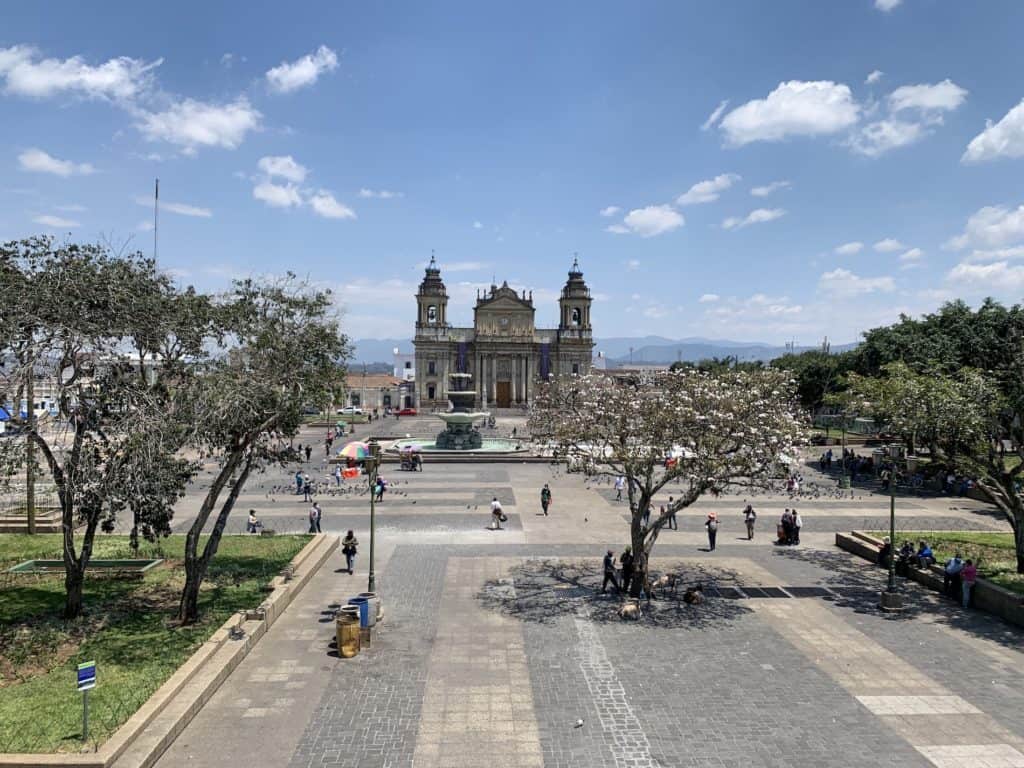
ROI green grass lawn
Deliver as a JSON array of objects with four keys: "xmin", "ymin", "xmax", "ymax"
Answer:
[
  {"xmin": 0, "ymin": 533, "xmax": 309, "ymax": 753},
  {"xmin": 867, "ymin": 530, "xmax": 1022, "ymax": 596}
]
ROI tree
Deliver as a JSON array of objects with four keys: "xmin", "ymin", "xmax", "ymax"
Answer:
[
  {"xmin": 177, "ymin": 275, "xmax": 348, "ymax": 624},
  {"xmin": 0, "ymin": 238, "xmax": 196, "ymax": 618},
  {"xmin": 845, "ymin": 363, "xmax": 1024, "ymax": 573},
  {"xmin": 528, "ymin": 369, "xmax": 807, "ymax": 595},
  {"xmin": 771, "ymin": 349, "xmax": 853, "ymax": 414}
]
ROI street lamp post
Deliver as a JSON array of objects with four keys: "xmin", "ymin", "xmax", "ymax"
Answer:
[
  {"xmin": 366, "ymin": 441, "xmax": 380, "ymax": 593},
  {"xmin": 880, "ymin": 444, "xmax": 903, "ymax": 610}
]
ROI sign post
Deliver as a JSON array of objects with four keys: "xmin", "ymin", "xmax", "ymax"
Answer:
[{"xmin": 77, "ymin": 661, "xmax": 96, "ymax": 741}]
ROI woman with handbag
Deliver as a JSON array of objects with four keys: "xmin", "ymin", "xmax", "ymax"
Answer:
[{"xmin": 341, "ymin": 530, "xmax": 359, "ymax": 575}]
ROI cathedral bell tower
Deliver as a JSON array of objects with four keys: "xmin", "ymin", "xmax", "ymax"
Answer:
[
  {"xmin": 415, "ymin": 252, "xmax": 448, "ymax": 330},
  {"xmin": 558, "ymin": 255, "xmax": 592, "ymax": 334}
]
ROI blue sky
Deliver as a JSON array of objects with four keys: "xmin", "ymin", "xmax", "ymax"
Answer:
[{"xmin": 3, "ymin": 1, "xmax": 1024, "ymax": 346}]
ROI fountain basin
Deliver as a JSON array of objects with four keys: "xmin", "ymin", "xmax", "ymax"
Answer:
[{"xmin": 391, "ymin": 437, "xmax": 526, "ymax": 454}]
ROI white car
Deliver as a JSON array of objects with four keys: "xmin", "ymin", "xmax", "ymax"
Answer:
[{"xmin": 337, "ymin": 406, "xmax": 364, "ymax": 415}]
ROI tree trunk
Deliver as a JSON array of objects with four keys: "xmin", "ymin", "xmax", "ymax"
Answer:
[
  {"xmin": 179, "ymin": 455, "xmax": 253, "ymax": 624},
  {"xmin": 1015, "ymin": 519, "xmax": 1024, "ymax": 575},
  {"xmin": 25, "ymin": 367, "xmax": 36, "ymax": 535}
]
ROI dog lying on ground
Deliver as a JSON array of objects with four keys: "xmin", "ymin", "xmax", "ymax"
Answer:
[
  {"xmin": 683, "ymin": 583, "xmax": 704, "ymax": 605},
  {"xmin": 618, "ymin": 599, "xmax": 642, "ymax": 620}
]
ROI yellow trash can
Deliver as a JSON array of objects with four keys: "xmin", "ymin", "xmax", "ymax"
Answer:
[{"xmin": 336, "ymin": 609, "xmax": 360, "ymax": 658}]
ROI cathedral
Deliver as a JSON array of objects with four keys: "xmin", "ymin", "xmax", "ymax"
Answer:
[{"xmin": 413, "ymin": 256, "xmax": 594, "ymax": 409}]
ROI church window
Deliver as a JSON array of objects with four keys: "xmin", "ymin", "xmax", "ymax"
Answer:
[
  {"xmin": 427, "ymin": 305, "xmax": 437, "ymax": 323},
  {"xmin": 428, "ymin": 360, "xmax": 436, "ymax": 375},
  {"xmin": 572, "ymin": 362, "xmax": 579, "ymax": 375},
  {"xmin": 571, "ymin": 307, "xmax": 581, "ymax": 326}
]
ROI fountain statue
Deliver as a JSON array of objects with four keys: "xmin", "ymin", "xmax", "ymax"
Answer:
[{"xmin": 434, "ymin": 372, "xmax": 488, "ymax": 450}]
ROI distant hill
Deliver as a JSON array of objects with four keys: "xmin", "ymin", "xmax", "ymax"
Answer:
[
  {"xmin": 602, "ymin": 339, "xmax": 858, "ymax": 366},
  {"xmin": 350, "ymin": 336, "xmax": 857, "ymax": 365}
]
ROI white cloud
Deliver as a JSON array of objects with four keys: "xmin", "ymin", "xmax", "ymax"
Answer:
[
  {"xmin": 898, "ymin": 247, "xmax": 924, "ymax": 262},
  {"xmin": 472, "ymin": 221, "xmax": 483, "ymax": 230},
  {"xmin": 701, "ymin": 99, "xmax": 729, "ymax": 131},
  {"xmin": 875, "ymin": 0, "xmax": 902, "ymax": 11},
  {"xmin": 599, "ymin": 206, "xmax": 621, "ymax": 217},
  {"xmin": 722, "ymin": 208, "xmax": 786, "ymax": 230},
  {"xmin": 135, "ymin": 97, "xmax": 260, "ymax": 152},
  {"xmin": 137, "ymin": 219, "xmax": 154, "ymax": 232},
  {"xmin": 676, "ymin": 173, "xmax": 740, "ymax": 206},
  {"xmin": 698, "ymin": 293, "xmax": 720, "ymax": 303},
  {"xmin": 847, "ymin": 119, "xmax": 927, "ymax": 156},
  {"xmin": 818, "ymin": 268, "xmax": 895, "ymax": 297},
  {"xmin": 946, "ymin": 204, "xmax": 1024, "ymax": 250},
  {"xmin": 358, "ymin": 188, "xmax": 402, "ymax": 199},
  {"xmin": 56, "ymin": 203, "xmax": 86, "ymax": 212},
  {"xmin": 253, "ymin": 181, "xmax": 302, "ymax": 208},
  {"xmin": 605, "ymin": 224, "xmax": 629, "ymax": 235},
  {"xmin": 308, "ymin": 190, "xmax": 356, "ymax": 220},
  {"xmin": 257, "ymin": 155, "xmax": 307, "ymax": 183},
  {"xmin": 719, "ymin": 80, "xmax": 860, "ymax": 146},
  {"xmin": 265, "ymin": 45, "xmax": 338, "ymax": 94},
  {"xmin": 620, "ymin": 205, "xmax": 685, "ymax": 238},
  {"xmin": 18, "ymin": 148, "xmax": 94, "ymax": 176},
  {"xmin": 625, "ymin": 259, "xmax": 641, "ymax": 271},
  {"xmin": 835, "ymin": 241, "xmax": 864, "ymax": 255},
  {"xmin": 33, "ymin": 214, "xmax": 78, "ymax": 228},
  {"xmin": 964, "ymin": 246, "xmax": 1024, "ymax": 263},
  {"xmin": 962, "ymin": 99, "xmax": 1024, "ymax": 164},
  {"xmin": 135, "ymin": 195, "xmax": 211, "ymax": 217},
  {"xmin": 948, "ymin": 261, "xmax": 1024, "ymax": 292},
  {"xmin": 0, "ymin": 44, "xmax": 160, "ymax": 101},
  {"xmin": 866, "ymin": 70, "xmax": 884, "ymax": 85},
  {"xmin": 750, "ymin": 180, "xmax": 791, "ymax": 197},
  {"xmin": 874, "ymin": 238, "xmax": 905, "ymax": 253},
  {"xmin": 888, "ymin": 79, "xmax": 968, "ymax": 114}
]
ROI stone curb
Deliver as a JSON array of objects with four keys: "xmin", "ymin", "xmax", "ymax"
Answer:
[
  {"xmin": 835, "ymin": 531, "xmax": 1024, "ymax": 629},
  {"xmin": 0, "ymin": 533, "xmax": 338, "ymax": 768}
]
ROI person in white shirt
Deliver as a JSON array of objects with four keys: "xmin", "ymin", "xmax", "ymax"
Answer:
[
  {"xmin": 490, "ymin": 497, "xmax": 504, "ymax": 530},
  {"xmin": 614, "ymin": 476, "xmax": 625, "ymax": 501}
]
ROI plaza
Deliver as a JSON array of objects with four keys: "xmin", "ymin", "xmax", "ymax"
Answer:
[{"xmin": 148, "ymin": 415, "xmax": 1024, "ymax": 768}]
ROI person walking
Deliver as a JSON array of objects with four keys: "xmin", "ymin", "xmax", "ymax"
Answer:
[
  {"xmin": 303, "ymin": 472, "xmax": 314, "ymax": 502},
  {"xmin": 334, "ymin": 464, "xmax": 343, "ymax": 486},
  {"xmin": 791, "ymin": 508, "xmax": 803, "ymax": 545},
  {"xmin": 743, "ymin": 504, "xmax": 757, "ymax": 540},
  {"xmin": 961, "ymin": 559, "xmax": 977, "ymax": 607},
  {"xmin": 490, "ymin": 497, "xmax": 505, "ymax": 530},
  {"xmin": 374, "ymin": 476, "xmax": 386, "ymax": 502},
  {"xmin": 601, "ymin": 549, "xmax": 621, "ymax": 594},
  {"xmin": 780, "ymin": 509, "xmax": 793, "ymax": 545},
  {"xmin": 295, "ymin": 469, "xmax": 304, "ymax": 495},
  {"xmin": 667, "ymin": 496, "xmax": 677, "ymax": 530},
  {"xmin": 246, "ymin": 510, "xmax": 262, "ymax": 534},
  {"xmin": 304, "ymin": 444, "xmax": 312, "ymax": 463},
  {"xmin": 614, "ymin": 475, "xmax": 625, "ymax": 501},
  {"xmin": 540, "ymin": 484, "xmax": 552, "ymax": 516},
  {"xmin": 308, "ymin": 502, "xmax": 322, "ymax": 533},
  {"xmin": 341, "ymin": 530, "xmax": 358, "ymax": 574},
  {"xmin": 619, "ymin": 546, "xmax": 634, "ymax": 595},
  {"xmin": 705, "ymin": 512, "xmax": 718, "ymax": 551}
]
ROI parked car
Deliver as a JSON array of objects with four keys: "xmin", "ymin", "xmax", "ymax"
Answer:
[
  {"xmin": 336, "ymin": 406, "xmax": 364, "ymax": 415},
  {"xmin": 397, "ymin": 407, "xmax": 417, "ymax": 416}
]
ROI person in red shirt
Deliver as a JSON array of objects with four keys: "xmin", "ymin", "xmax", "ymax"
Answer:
[{"xmin": 961, "ymin": 559, "xmax": 978, "ymax": 608}]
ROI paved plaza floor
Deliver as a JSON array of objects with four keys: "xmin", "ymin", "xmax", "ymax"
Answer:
[{"xmin": 150, "ymin": 422, "xmax": 1024, "ymax": 768}]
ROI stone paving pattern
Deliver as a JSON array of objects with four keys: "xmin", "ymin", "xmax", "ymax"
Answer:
[{"xmin": 153, "ymin": 419, "xmax": 1023, "ymax": 768}]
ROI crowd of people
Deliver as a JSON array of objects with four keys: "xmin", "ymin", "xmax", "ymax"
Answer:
[{"xmin": 882, "ymin": 539, "xmax": 978, "ymax": 608}]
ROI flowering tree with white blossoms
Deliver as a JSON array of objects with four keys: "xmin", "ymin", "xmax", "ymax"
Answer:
[{"xmin": 529, "ymin": 369, "xmax": 808, "ymax": 594}]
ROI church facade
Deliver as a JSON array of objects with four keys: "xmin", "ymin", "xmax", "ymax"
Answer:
[{"xmin": 413, "ymin": 256, "xmax": 594, "ymax": 409}]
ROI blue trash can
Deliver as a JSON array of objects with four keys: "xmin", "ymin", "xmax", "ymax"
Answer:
[{"xmin": 348, "ymin": 597, "xmax": 370, "ymax": 628}]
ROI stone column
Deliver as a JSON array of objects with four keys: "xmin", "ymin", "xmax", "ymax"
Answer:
[
  {"xmin": 512, "ymin": 355, "xmax": 518, "ymax": 403},
  {"xmin": 490, "ymin": 355, "xmax": 496, "ymax": 401}
]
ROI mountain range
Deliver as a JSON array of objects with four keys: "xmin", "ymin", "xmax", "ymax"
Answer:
[{"xmin": 350, "ymin": 336, "xmax": 857, "ymax": 366}]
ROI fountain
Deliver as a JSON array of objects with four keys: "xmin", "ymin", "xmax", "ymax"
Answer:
[{"xmin": 433, "ymin": 372, "xmax": 487, "ymax": 450}]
